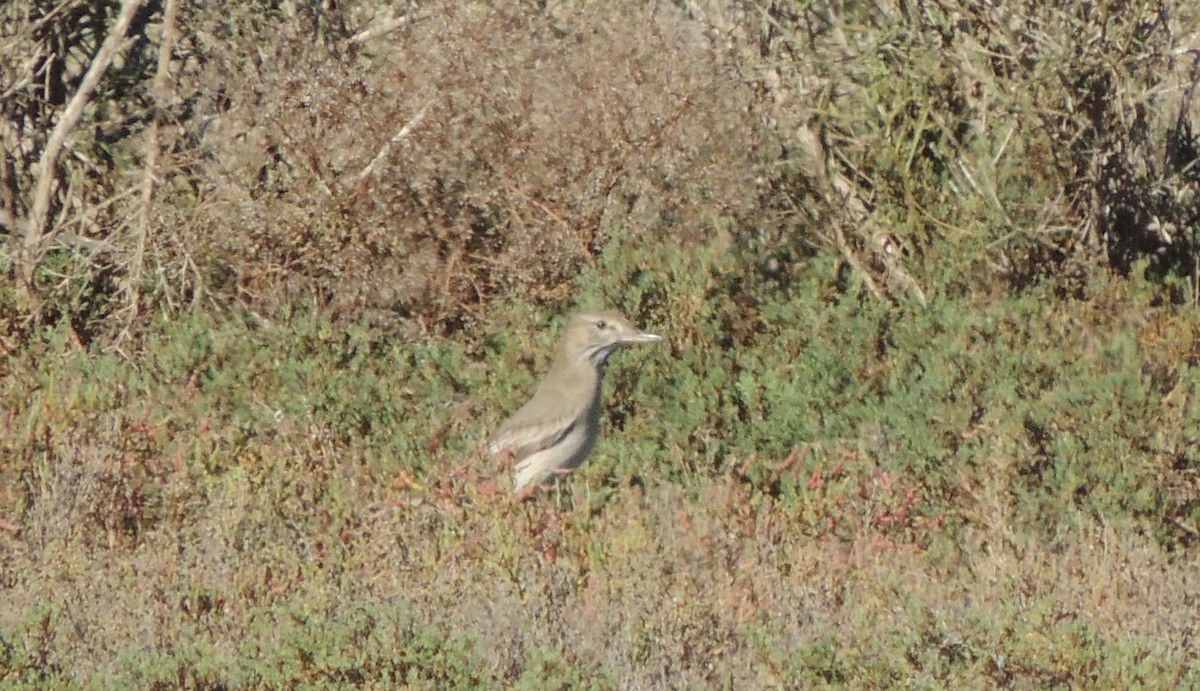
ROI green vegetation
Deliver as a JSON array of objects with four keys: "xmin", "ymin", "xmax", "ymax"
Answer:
[{"xmin": 2, "ymin": 0, "xmax": 1198, "ymax": 687}]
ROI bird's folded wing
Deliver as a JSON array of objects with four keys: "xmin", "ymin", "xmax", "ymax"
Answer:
[{"xmin": 488, "ymin": 407, "xmax": 578, "ymax": 459}]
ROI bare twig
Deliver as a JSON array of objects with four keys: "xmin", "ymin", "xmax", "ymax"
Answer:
[
  {"xmin": 833, "ymin": 224, "xmax": 886, "ymax": 302},
  {"xmin": 117, "ymin": 0, "xmax": 178, "ymax": 338},
  {"xmin": 16, "ymin": 0, "xmax": 145, "ymax": 299},
  {"xmin": 350, "ymin": 14, "xmax": 415, "ymax": 44},
  {"xmin": 356, "ymin": 101, "xmax": 432, "ymax": 182}
]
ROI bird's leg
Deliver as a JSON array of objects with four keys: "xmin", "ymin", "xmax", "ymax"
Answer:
[
  {"xmin": 514, "ymin": 467, "xmax": 575, "ymax": 502},
  {"xmin": 514, "ymin": 483, "xmax": 544, "ymax": 503},
  {"xmin": 512, "ymin": 468, "xmax": 576, "ymax": 505}
]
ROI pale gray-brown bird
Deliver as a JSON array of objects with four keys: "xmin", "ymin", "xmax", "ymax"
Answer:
[{"xmin": 489, "ymin": 310, "xmax": 662, "ymax": 495}]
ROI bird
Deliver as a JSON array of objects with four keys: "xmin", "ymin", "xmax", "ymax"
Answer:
[{"xmin": 488, "ymin": 310, "xmax": 662, "ymax": 496}]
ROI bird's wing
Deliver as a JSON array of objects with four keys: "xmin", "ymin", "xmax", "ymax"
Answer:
[{"xmin": 488, "ymin": 396, "xmax": 581, "ymax": 460}]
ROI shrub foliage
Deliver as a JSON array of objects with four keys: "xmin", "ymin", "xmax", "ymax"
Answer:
[{"xmin": 1, "ymin": 0, "xmax": 1198, "ymax": 686}]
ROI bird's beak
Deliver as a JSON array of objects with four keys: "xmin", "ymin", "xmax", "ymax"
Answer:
[{"xmin": 624, "ymin": 329, "xmax": 663, "ymax": 345}]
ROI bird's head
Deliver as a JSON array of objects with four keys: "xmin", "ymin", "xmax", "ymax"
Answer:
[{"xmin": 562, "ymin": 310, "xmax": 663, "ymax": 368}]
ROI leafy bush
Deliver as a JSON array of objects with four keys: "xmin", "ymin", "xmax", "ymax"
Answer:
[{"xmin": 1, "ymin": 0, "xmax": 1198, "ymax": 687}]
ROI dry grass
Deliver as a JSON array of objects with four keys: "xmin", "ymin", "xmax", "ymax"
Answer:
[
  {"xmin": 2, "ymin": 464, "xmax": 1196, "ymax": 686},
  {"xmin": 1, "ymin": 0, "xmax": 1199, "ymax": 686}
]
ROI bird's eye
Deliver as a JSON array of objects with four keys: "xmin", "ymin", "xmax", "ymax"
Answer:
[{"xmin": 595, "ymin": 320, "xmax": 608, "ymax": 330}]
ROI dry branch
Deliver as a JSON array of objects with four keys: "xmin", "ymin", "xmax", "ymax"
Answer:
[
  {"xmin": 16, "ymin": 0, "xmax": 145, "ymax": 298},
  {"xmin": 117, "ymin": 0, "xmax": 179, "ymax": 333},
  {"xmin": 350, "ymin": 13, "xmax": 419, "ymax": 44},
  {"xmin": 356, "ymin": 101, "xmax": 432, "ymax": 182}
]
